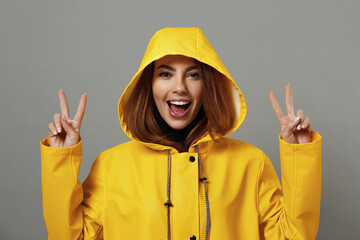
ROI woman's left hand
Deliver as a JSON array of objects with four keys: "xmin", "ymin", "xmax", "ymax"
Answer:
[{"xmin": 269, "ymin": 84, "xmax": 312, "ymax": 144}]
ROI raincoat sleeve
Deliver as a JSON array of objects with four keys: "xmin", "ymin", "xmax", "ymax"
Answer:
[
  {"xmin": 258, "ymin": 130, "xmax": 321, "ymax": 240},
  {"xmin": 40, "ymin": 138, "xmax": 105, "ymax": 240}
]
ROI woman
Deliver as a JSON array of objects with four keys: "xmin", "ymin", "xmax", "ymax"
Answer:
[{"xmin": 41, "ymin": 27, "xmax": 321, "ymax": 239}]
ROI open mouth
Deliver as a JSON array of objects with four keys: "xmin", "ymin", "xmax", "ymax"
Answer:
[{"xmin": 167, "ymin": 101, "xmax": 191, "ymax": 115}]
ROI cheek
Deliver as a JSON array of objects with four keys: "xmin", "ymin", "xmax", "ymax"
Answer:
[
  {"xmin": 152, "ymin": 81, "xmax": 167, "ymax": 106},
  {"xmin": 193, "ymin": 82, "xmax": 204, "ymax": 103},
  {"xmin": 152, "ymin": 81, "xmax": 161, "ymax": 100}
]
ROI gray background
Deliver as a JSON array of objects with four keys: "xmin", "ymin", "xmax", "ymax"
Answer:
[{"xmin": 0, "ymin": 0, "xmax": 359, "ymax": 239}]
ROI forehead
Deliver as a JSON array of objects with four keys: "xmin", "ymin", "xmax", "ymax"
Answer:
[{"xmin": 154, "ymin": 55, "xmax": 198, "ymax": 67}]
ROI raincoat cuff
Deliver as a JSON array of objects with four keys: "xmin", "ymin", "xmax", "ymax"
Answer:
[
  {"xmin": 40, "ymin": 137, "xmax": 82, "ymax": 183},
  {"xmin": 279, "ymin": 130, "xmax": 321, "ymax": 147},
  {"xmin": 40, "ymin": 137, "xmax": 83, "ymax": 167},
  {"xmin": 40, "ymin": 137, "xmax": 82, "ymax": 152}
]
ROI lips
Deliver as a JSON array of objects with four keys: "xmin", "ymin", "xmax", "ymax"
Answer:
[{"xmin": 167, "ymin": 100, "xmax": 191, "ymax": 118}]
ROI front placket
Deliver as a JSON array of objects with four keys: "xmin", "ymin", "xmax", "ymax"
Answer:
[{"xmin": 171, "ymin": 152, "xmax": 200, "ymax": 240}]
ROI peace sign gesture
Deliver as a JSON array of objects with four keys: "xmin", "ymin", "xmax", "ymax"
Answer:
[
  {"xmin": 48, "ymin": 90, "xmax": 87, "ymax": 148},
  {"xmin": 269, "ymin": 84, "xmax": 312, "ymax": 144}
]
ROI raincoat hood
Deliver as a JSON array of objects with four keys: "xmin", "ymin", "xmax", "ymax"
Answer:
[{"xmin": 118, "ymin": 27, "xmax": 247, "ymax": 148}]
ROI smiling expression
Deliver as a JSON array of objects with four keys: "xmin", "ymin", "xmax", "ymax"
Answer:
[{"xmin": 152, "ymin": 55, "xmax": 204, "ymax": 130}]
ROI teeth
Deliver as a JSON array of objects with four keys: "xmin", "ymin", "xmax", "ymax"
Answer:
[{"xmin": 169, "ymin": 101, "xmax": 190, "ymax": 106}]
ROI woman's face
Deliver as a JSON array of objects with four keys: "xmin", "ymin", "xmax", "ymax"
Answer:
[{"xmin": 152, "ymin": 55, "xmax": 204, "ymax": 130}]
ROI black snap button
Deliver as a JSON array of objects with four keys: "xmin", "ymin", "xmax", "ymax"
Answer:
[
  {"xmin": 189, "ymin": 156, "xmax": 195, "ymax": 162},
  {"xmin": 190, "ymin": 235, "xmax": 196, "ymax": 240}
]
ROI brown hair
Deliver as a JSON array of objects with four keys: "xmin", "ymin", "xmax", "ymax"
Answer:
[{"xmin": 123, "ymin": 60, "xmax": 236, "ymax": 152}]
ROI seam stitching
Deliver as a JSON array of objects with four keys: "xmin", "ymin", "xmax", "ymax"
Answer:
[
  {"xmin": 70, "ymin": 149, "xmax": 77, "ymax": 188},
  {"xmin": 101, "ymin": 155, "xmax": 107, "ymax": 230},
  {"xmin": 256, "ymin": 152, "xmax": 265, "ymax": 222},
  {"xmin": 291, "ymin": 145, "xmax": 298, "ymax": 224}
]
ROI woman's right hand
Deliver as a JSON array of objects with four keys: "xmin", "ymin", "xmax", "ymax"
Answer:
[{"xmin": 48, "ymin": 90, "xmax": 87, "ymax": 148}]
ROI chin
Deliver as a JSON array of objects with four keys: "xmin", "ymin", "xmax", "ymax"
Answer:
[{"xmin": 166, "ymin": 120, "xmax": 191, "ymax": 130}]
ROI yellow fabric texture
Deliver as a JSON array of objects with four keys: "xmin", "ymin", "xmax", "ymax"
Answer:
[{"xmin": 41, "ymin": 27, "xmax": 322, "ymax": 239}]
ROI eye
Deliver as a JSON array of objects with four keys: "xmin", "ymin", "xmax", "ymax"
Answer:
[
  {"xmin": 159, "ymin": 72, "xmax": 172, "ymax": 78},
  {"xmin": 187, "ymin": 72, "xmax": 200, "ymax": 79}
]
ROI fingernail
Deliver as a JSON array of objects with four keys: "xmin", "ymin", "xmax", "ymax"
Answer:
[
  {"xmin": 57, "ymin": 127, "xmax": 61, "ymax": 133},
  {"xmin": 294, "ymin": 117, "xmax": 300, "ymax": 122},
  {"xmin": 53, "ymin": 130, "xmax": 57, "ymax": 135},
  {"xmin": 297, "ymin": 125, "xmax": 301, "ymax": 130}
]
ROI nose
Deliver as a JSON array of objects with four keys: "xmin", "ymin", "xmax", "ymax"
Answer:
[{"xmin": 172, "ymin": 76, "xmax": 188, "ymax": 94}]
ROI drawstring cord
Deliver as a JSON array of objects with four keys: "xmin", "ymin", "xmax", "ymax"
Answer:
[
  {"xmin": 164, "ymin": 146, "xmax": 211, "ymax": 240},
  {"xmin": 196, "ymin": 145, "xmax": 211, "ymax": 240},
  {"xmin": 164, "ymin": 149, "xmax": 172, "ymax": 240}
]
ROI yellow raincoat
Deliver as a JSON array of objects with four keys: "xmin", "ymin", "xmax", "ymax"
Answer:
[{"xmin": 41, "ymin": 27, "xmax": 322, "ymax": 239}]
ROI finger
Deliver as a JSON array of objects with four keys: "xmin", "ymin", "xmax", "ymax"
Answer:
[
  {"xmin": 60, "ymin": 115, "xmax": 78, "ymax": 137},
  {"xmin": 285, "ymin": 84, "xmax": 295, "ymax": 116},
  {"xmin": 301, "ymin": 117, "xmax": 311, "ymax": 130},
  {"xmin": 58, "ymin": 89, "xmax": 70, "ymax": 120},
  {"xmin": 48, "ymin": 122, "xmax": 58, "ymax": 137},
  {"xmin": 269, "ymin": 90, "xmax": 284, "ymax": 123},
  {"xmin": 296, "ymin": 109, "xmax": 304, "ymax": 130},
  {"xmin": 281, "ymin": 116, "xmax": 301, "ymax": 142},
  {"xmin": 73, "ymin": 93, "xmax": 87, "ymax": 128},
  {"xmin": 286, "ymin": 116, "xmax": 301, "ymax": 132},
  {"xmin": 53, "ymin": 113, "xmax": 62, "ymax": 133}
]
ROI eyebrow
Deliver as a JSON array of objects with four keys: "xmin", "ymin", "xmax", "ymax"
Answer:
[{"xmin": 156, "ymin": 65, "xmax": 200, "ymax": 72}]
